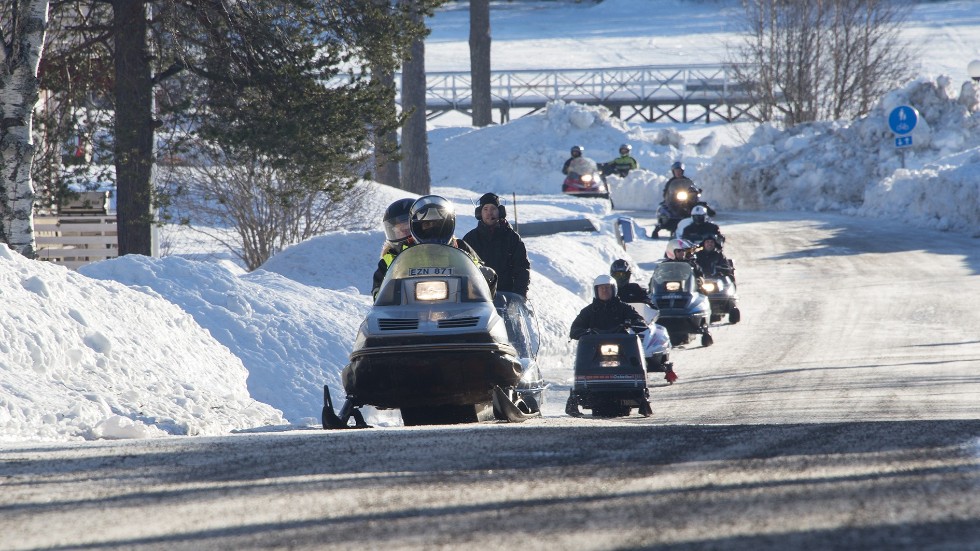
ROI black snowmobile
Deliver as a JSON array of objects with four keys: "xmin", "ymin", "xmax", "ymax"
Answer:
[
  {"xmin": 565, "ymin": 327, "xmax": 654, "ymax": 418},
  {"xmin": 322, "ymin": 244, "xmax": 542, "ymax": 428},
  {"xmin": 648, "ymin": 261, "xmax": 713, "ymax": 347},
  {"xmin": 701, "ymin": 260, "xmax": 740, "ymax": 324}
]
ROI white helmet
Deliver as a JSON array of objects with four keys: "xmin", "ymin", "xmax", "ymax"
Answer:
[
  {"xmin": 691, "ymin": 204, "xmax": 708, "ymax": 223},
  {"xmin": 665, "ymin": 238, "xmax": 693, "ymax": 260},
  {"xmin": 592, "ymin": 274, "xmax": 618, "ymax": 299}
]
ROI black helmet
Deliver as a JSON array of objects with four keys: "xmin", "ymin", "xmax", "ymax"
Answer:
[
  {"xmin": 619, "ymin": 144, "xmax": 632, "ymax": 154},
  {"xmin": 382, "ymin": 198, "xmax": 415, "ymax": 245},
  {"xmin": 671, "ymin": 161, "xmax": 684, "ymax": 172},
  {"xmin": 410, "ymin": 195, "xmax": 456, "ymax": 245},
  {"xmin": 570, "ymin": 145, "xmax": 583, "ymax": 157},
  {"xmin": 610, "ymin": 259, "xmax": 632, "ymax": 287}
]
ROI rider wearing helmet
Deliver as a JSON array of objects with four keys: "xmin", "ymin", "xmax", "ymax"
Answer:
[
  {"xmin": 681, "ymin": 204, "xmax": 725, "ymax": 245},
  {"xmin": 562, "ymin": 145, "xmax": 585, "ymax": 175},
  {"xmin": 611, "ymin": 258, "xmax": 677, "ymax": 384},
  {"xmin": 610, "ymin": 259, "xmax": 655, "ymax": 308},
  {"xmin": 565, "ymin": 274, "xmax": 651, "ymax": 417},
  {"xmin": 664, "ymin": 238, "xmax": 705, "ymax": 280},
  {"xmin": 568, "ymin": 274, "xmax": 647, "ymax": 340},
  {"xmin": 373, "ymin": 195, "xmax": 496, "ymax": 299},
  {"xmin": 603, "ymin": 143, "xmax": 639, "ymax": 177},
  {"xmin": 651, "ymin": 160, "xmax": 713, "ymax": 239},
  {"xmin": 372, "ymin": 198, "xmax": 416, "ymax": 298},
  {"xmin": 694, "ymin": 235, "xmax": 735, "ymax": 283}
]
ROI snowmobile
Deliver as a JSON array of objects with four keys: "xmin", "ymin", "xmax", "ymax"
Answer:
[
  {"xmin": 322, "ymin": 244, "xmax": 542, "ymax": 428},
  {"xmin": 654, "ymin": 177, "xmax": 703, "ymax": 236},
  {"xmin": 562, "ymin": 156, "xmax": 612, "ymax": 201},
  {"xmin": 701, "ymin": 261, "xmax": 740, "ymax": 324},
  {"xmin": 565, "ymin": 325, "xmax": 654, "ymax": 418},
  {"xmin": 623, "ymin": 301, "xmax": 675, "ymax": 378},
  {"xmin": 647, "ymin": 261, "xmax": 713, "ymax": 347}
]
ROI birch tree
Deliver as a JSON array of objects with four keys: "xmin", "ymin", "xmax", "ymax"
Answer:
[{"xmin": 0, "ymin": 0, "xmax": 48, "ymax": 256}]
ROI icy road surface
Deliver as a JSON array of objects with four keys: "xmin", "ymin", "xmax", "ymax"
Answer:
[{"xmin": 1, "ymin": 211, "xmax": 978, "ymax": 550}]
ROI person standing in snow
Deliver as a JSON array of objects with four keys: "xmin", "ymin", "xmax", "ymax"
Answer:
[{"xmin": 462, "ymin": 193, "xmax": 530, "ymax": 298}]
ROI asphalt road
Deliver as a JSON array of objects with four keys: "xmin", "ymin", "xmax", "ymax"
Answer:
[{"xmin": 1, "ymin": 211, "xmax": 978, "ymax": 550}]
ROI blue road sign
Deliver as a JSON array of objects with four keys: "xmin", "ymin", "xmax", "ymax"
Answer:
[
  {"xmin": 895, "ymin": 136, "xmax": 913, "ymax": 148},
  {"xmin": 888, "ymin": 106, "xmax": 918, "ymax": 135}
]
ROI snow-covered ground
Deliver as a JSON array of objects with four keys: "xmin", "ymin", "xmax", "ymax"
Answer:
[{"xmin": 1, "ymin": 0, "xmax": 978, "ymax": 442}]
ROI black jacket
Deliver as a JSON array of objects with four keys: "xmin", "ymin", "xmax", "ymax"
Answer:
[
  {"xmin": 569, "ymin": 296, "xmax": 646, "ymax": 339},
  {"xmin": 695, "ymin": 249, "xmax": 732, "ymax": 278},
  {"xmin": 681, "ymin": 221, "xmax": 724, "ymax": 244},
  {"xmin": 617, "ymin": 282, "xmax": 656, "ymax": 308},
  {"xmin": 462, "ymin": 221, "xmax": 530, "ymax": 297}
]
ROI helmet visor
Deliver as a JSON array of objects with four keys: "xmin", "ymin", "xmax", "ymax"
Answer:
[{"xmin": 384, "ymin": 213, "xmax": 412, "ymax": 243}]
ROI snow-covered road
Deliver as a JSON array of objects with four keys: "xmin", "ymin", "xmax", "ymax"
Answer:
[{"xmin": 2, "ymin": 211, "xmax": 978, "ymax": 550}]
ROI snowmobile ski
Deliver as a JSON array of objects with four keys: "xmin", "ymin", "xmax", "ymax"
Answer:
[
  {"xmin": 321, "ymin": 384, "xmax": 369, "ymax": 430},
  {"xmin": 491, "ymin": 386, "xmax": 541, "ymax": 423}
]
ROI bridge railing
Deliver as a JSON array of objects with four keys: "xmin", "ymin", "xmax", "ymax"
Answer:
[{"xmin": 415, "ymin": 64, "xmax": 749, "ymax": 108}]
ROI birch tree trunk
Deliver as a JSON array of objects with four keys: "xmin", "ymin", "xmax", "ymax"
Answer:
[{"xmin": 0, "ymin": 0, "xmax": 48, "ymax": 257}]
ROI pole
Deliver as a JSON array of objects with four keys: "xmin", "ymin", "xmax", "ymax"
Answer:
[{"xmin": 512, "ymin": 191, "xmax": 518, "ymax": 233}]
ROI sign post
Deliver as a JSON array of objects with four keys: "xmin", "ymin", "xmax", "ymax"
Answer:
[{"xmin": 887, "ymin": 105, "xmax": 918, "ymax": 168}]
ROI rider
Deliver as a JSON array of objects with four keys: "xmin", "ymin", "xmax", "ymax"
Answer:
[
  {"xmin": 372, "ymin": 198, "xmax": 416, "ymax": 299},
  {"xmin": 602, "ymin": 144, "xmax": 638, "ymax": 177},
  {"xmin": 664, "ymin": 238, "xmax": 713, "ymax": 343},
  {"xmin": 462, "ymin": 192, "xmax": 531, "ymax": 298},
  {"xmin": 562, "ymin": 145, "xmax": 584, "ymax": 175},
  {"xmin": 694, "ymin": 235, "xmax": 735, "ymax": 283},
  {"xmin": 664, "ymin": 238, "xmax": 706, "ymax": 281},
  {"xmin": 566, "ymin": 274, "xmax": 649, "ymax": 416},
  {"xmin": 569, "ymin": 274, "xmax": 647, "ymax": 340},
  {"xmin": 662, "ymin": 161, "xmax": 693, "ymax": 201},
  {"xmin": 610, "ymin": 259, "xmax": 655, "ymax": 309},
  {"xmin": 681, "ymin": 205, "xmax": 725, "ymax": 245},
  {"xmin": 373, "ymin": 195, "xmax": 497, "ymax": 298},
  {"xmin": 611, "ymin": 259, "xmax": 678, "ymax": 383}
]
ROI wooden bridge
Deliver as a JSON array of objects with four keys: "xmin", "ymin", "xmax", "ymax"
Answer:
[{"xmin": 406, "ymin": 64, "xmax": 761, "ymax": 124}]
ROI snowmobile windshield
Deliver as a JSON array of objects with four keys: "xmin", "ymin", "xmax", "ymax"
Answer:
[
  {"xmin": 493, "ymin": 292, "xmax": 540, "ymax": 359},
  {"xmin": 568, "ymin": 157, "xmax": 598, "ymax": 175},
  {"xmin": 666, "ymin": 177, "xmax": 696, "ymax": 197},
  {"xmin": 376, "ymin": 244, "xmax": 492, "ymax": 305},
  {"xmin": 650, "ymin": 262, "xmax": 695, "ymax": 292}
]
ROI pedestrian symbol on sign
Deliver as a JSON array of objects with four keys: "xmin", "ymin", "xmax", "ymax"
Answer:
[{"xmin": 888, "ymin": 106, "xmax": 918, "ymax": 135}]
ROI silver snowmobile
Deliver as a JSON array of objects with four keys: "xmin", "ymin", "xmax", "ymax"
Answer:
[
  {"xmin": 322, "ymin": 244, "xmax": 542, "ymax": 428},
  {"xmin": 648, "ymin": 261, "xmax": 713, "ymax": 347}
]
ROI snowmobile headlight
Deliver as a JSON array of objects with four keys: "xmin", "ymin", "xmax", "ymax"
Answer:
[
  {"xmin": 702, "ymin": 281, "xmax": 717, "ymax": 293},
  {"xmin": 415, "ymin": 281, "xmax": 448, "ymax": 301},
  {"xmin": 581, "ymin": 173, "xmax": 594, "ymax": 183},
  {"xmin": 600, "ymin": 344, "xmax": 619, "ymax": 356},
  {"xmin": 665, "ymin": 281, "xmax": 681, "ymax": 292},
  {"xmin": 676, "ymin": 190, "xmax": 689, "ymax": 201}
]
